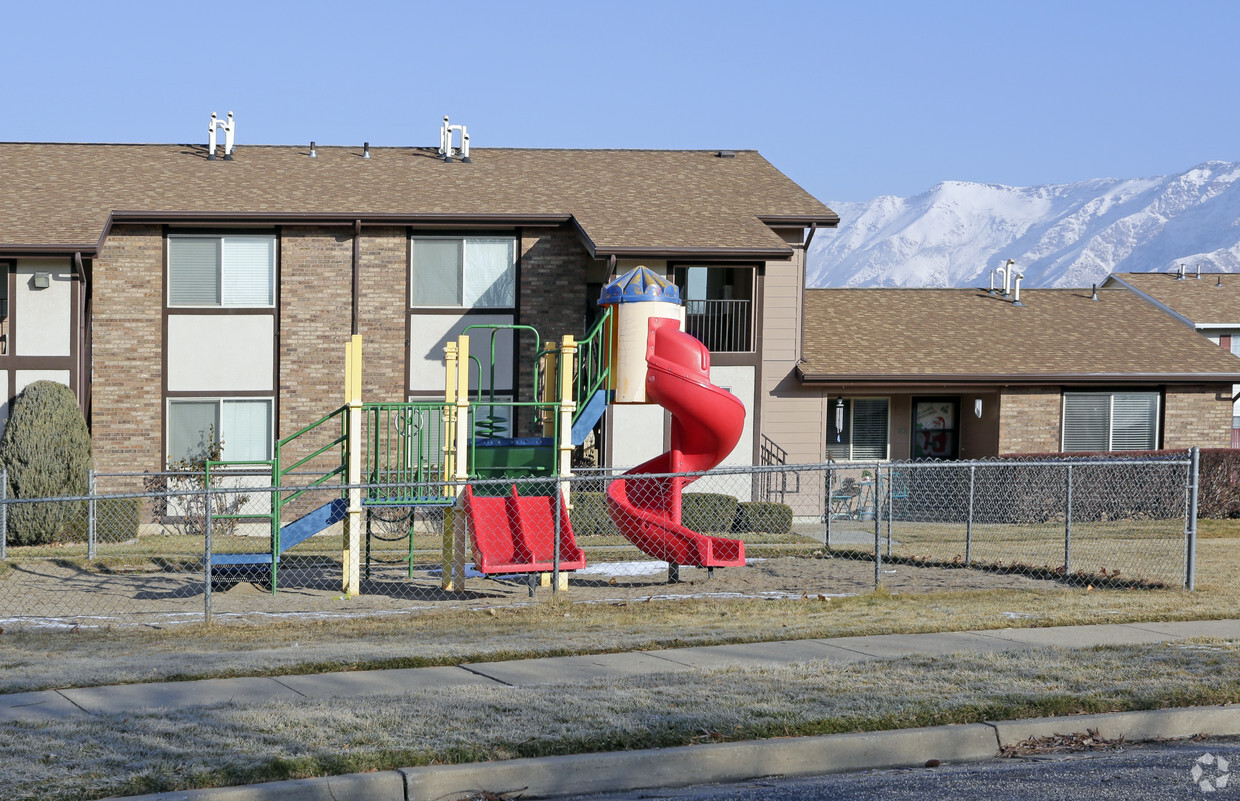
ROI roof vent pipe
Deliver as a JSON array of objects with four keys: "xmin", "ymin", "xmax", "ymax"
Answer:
[
  {"xmin": 439, "ymin": 116, "xmax": 470, "ymax": 163},
  {"xmin": 363, "ymin": 142, "xmax": 370, "ymax": 159},
  {"xmin": 1011, "ymin": 270, "xmax": 1025, "ymax": 307},
  {"xmin": 1219, "ymin": 275, "xmax": 1225, "ymax": 287},
  {"xmin": 1196, "ymin": 264, "xmax": 1202, "ymax": 279},
  {"xmin": 207, "ymin": 111, "xmax": 235, "ymax": 160},
  {"xmin": 993, "ymin": 258, "xmax": 1015, "ymax": 296},
  {"xmin": 1091, "ymin": 283, "xmax": 1099, "ymax": 301},
  {"xmin": 1176, "ymin": 263, "xmax": 1186, "ymax": 280},
  {"xmin": 309, "ymin": 141, "xmax": 317, "ymax": 158}
]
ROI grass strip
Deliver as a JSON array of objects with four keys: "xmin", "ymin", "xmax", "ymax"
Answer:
[
  {"xmin": 5, "ymin": 578, "xmax": 1240, "ymax": 693},
  {"xmin": 2, "ymin": 640, "xmax": 1237, "ymax": 801}
]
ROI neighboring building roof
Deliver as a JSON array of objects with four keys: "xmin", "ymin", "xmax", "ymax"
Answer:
[
  {"xmin": 1105, "ymin": 272, "xmax": 1240, "ymax": 328},
  {"xmin": 0, "ymin": 143, "xmax": 837, "ymax": 258},
  {"xmin": 799, "ymin": 287, "xmax": 1240, "ymax": 385}
]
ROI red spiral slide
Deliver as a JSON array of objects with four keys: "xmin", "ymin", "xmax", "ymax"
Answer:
[{"xmin": 605, "ymin": 316, "xmax": 747, "ymax": 568}]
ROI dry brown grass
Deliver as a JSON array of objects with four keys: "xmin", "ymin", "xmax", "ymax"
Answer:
[
  {"xmin": 2, "ymin": 522, "xmax": 1237, "ymax": 693},
  {"xmin": 3, "ymin": 640, "xmax": 1238, "ymax": 801}
]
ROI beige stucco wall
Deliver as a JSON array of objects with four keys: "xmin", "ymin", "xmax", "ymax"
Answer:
[
  {"xmin": 166, "ymin": 315, "xmax": 274, "ymax": 392},
  {"xmin": 14, "ymin": 259, "xmax": 72, "ymax": 357},
  {"xmin": 408, "ymin": 313, "xmax": 514, "ymax": 394}
]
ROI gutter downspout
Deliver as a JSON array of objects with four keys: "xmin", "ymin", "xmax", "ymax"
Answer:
[
  {"xmin": 74, "ymin": 252, "xmax": 92, "ymax": 422},
  {"xmin": 351, "ymin": 220, "xmax": 361, "ymax": 336},
  {"xmin": 803, "ymin": 222, "xmax": 818, "ymax": 251}
]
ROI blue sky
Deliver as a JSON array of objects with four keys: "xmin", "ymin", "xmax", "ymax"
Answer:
[{"xmin": 4, "ymin": 0, "xmax": 1239, "ymax": 202}]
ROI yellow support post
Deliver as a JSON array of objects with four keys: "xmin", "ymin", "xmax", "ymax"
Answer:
[
  {"xmin": 441, "ymin": 340, "xmax": 459, "ymax": 591},
  {"xmin": 342, "ymin": 334, "xmax": 364, "ymax": 597},
  {"xmin": 558, "ymin": 334, "xmax": 577, "ymax": 483},
  {"xmin": 442, "ymin": 335, "xmax": 471, "ymax": 592}
]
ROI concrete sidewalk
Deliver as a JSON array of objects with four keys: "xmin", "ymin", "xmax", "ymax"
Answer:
[{"xmin": 4, "ymin": 617, "xmax": 1239, "ymax": 724}]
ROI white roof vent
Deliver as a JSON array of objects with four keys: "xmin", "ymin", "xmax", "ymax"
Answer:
[
  {"xmin": 439, "ymin": 115, "xmax": 471, "ymax": 163},
  {"xmin": 208, "ymin": 111, "xmax": 235, "ymax": 161}
]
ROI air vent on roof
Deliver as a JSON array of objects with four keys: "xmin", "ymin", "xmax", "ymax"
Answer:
[
  {"xmin": 363, "ymin": 142, "xmax": 370, "ymax": 159},
  {"xmin": 1091, "ymin": 283, "xmax": 1100, "ymax": 301},
  {"xmin": 717, "ymin": 150, "xmax": 735, "ymax": 158},
  {"xmin": 207, "ymin": 111, "xmax": 235, "ymax": 161},
  {"xmin": 439, "ymin": 116, "xmax": 471, "ymax": 163},
  {"xmin": 309, "ymin": 141, "xmax": 317, "ymax": 158},
  {"xmin": 1176, "ymin": 263, "xmax": 1187, "ymax": 280},
  {"xmin": 990, "ymin": 258, "xmax": 1016, "ymax": 296},
  {"xmin": 1011, "ymin": 269, "xmax": 1026, "ymax": 307}
]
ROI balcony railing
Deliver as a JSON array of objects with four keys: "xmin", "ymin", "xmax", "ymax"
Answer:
[{"xmin": 684, "ymin": 298, "xmax": 751, "ymax": 352}]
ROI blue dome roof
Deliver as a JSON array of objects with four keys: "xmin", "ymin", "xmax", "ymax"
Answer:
[{"xmin": 598, "ymin": 266, "xmax": 682, "ymax": 305}]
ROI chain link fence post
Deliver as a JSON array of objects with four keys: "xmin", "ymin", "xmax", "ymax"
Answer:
[
  {"xmin": 203, "ymin": 483, "xmax": 213, "ymax": 625},
  {"xmin": 1186, "ymin": 446, "xmax": 1199, "ymax": 591},
  {"xmin": 87, "ymin": 469, "xmax": 97, "ymax": 561},
  {"xmin": 965, "ymin": 463, "xmax": 975, "ymax": 565},
  {"xmin": 874, "ymin": 465, "xmax": 883, "ymax": 589},
  {"xmin": 1064, "ymin": 464, "xmax": 1074, "ymax": 576},
  {"xmin": 823, "ymin": 463, "xmax": 832, "ymax": 549}
]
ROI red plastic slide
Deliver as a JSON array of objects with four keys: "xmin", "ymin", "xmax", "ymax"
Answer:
[
  {"xmin": 605, "ymin": 317, "xmax": 747, "ymax": 568},
  {"xmin": 463, "ymin": 484, "xmax": 586, "ymax": 574}
]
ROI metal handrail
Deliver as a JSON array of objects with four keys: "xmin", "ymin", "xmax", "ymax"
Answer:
[{"xmin": 573, "ymin": 305, "xmax": 613, "ymax": 420}]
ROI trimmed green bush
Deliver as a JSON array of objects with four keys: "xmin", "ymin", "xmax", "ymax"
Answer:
[
  {"xmin": 734, "ymin": 501, "xmax": 793, "ymax": 533},
  {"xmin": 569, "ymin": 491, "xmax": 617, "ymax": 536},
  {"xmin": 0, "ymin": 381, "xmax": 93, "ymax": 545},
  {"xmin": 682, "ymin": 492, "xmax": 739, "ymax": 533}
]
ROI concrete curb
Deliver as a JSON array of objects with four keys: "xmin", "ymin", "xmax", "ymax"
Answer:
[
  {"xmin": 402, "ymin": 723, "xmax": 997, "ymax": 801},
  {"xmin": 112, "ymin": 705, "xmax": 1240, "ymax": 801}
]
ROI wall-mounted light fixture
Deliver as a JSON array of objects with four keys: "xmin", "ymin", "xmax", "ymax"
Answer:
[{"xmin": 33, "ymin": 272, "xmax": 50, "ymax": 289}]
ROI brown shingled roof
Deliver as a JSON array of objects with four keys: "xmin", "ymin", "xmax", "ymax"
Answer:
[
  {"xmin": 1108, "ymin": 272, "xmax": 1240, "ymax": 326},
  {"xmin": 0, "ymin": 143, "xmax": 837, "ymax": 256},
  {"xmin": 799, "ymin": 287, "xmax": 1240, "ymax": 383}
]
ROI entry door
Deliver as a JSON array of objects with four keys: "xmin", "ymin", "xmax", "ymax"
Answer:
[{"xmin": 912, "ymin": 397, "xmax": 959, "ymax": 460}]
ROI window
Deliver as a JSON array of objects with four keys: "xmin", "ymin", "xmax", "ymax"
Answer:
[
  {"xmin": 411, "ymin": 237, "xmax": 515, "ymax": 308},
  {"xmin": 168, "ymin": 235, "xmax": 275, "ymax": 307},
  {"xmin": 1062, "ymin": 392, "xmax": 1159, "ymax": 452},
  {"xmin": 827, "ymin": 398, "xmax": 889, "ymax": 461},
  {"xmin": 168, "ymin": 398, "xmax": 273, "ymax": 462}
]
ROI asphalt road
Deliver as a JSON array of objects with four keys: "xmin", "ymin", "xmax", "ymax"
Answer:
[{"xmin": 556, "ymin": 737, "xmax": 1240, "ymax": 801}]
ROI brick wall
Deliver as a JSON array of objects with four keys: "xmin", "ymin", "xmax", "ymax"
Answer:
[
  {"xmin": 358, "ymin": 228, "xmax": 407, "ymax": 404},
  {"xmin": 278, "ymin": 228, "xmax": 353, "ymax": 463},
  {"xmin": 91, "ymin": 224, "xmax": 164, "ymax": 482},
  {"xmin": 998, "ymin": 387, "xmax": 1061, "ymax": 454},
  {"xmin": 516, "ymin": 225, "xmax": 593, "ymax": 431},
  {"xmin": 1164, "ymin": 384, "xmax": 1233, "ymax": 448}
]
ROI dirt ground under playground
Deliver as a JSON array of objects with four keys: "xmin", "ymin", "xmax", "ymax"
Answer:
[{"xmin": 0, "ymin": 554, "xmax": 1066, "ymax": 628}]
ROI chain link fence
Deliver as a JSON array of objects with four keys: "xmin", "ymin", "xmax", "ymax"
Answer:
[{"xmin": 0, "ymin": 452, "xmax": 1198, "ymax": 628}]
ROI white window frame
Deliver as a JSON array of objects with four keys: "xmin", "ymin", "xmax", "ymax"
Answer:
[
  {"xmin": 409, "ymin": 235, "xmax": 516, "ymax": 309},
  {"xmin": 1061, "ymin": 391, "xmax": 1160, "ymax": 452},
  {"xmin": 166, "ymin": 397, "xmax": 274, "ymax": 463},
  {"xmin": 167, "ymin": 234, "xmax": 276, "ymax": 309},
  {"xmin": 826, "ymin": 397, "xmax": 890, "ymax": 462}
]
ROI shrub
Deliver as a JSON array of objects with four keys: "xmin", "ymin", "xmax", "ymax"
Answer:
[
  {"xmin": 569, "ymin": 491, "xmax": 617, "ymax": 536},
  {"xmin": 1199, "ymin": 448, "xmax": 1240, "ymax": 519},
  {"xmin": 682, "ymin": 492, "xmax": 739, "ymax": 533},
  {"xmin": 0, "ymin": 381, "xmax": 92, "ymax": 546},
  {"xmin": 734, "ymin": 501, "xmax": 793, "ymax": 533},
  {"xmin": 144, "ymin": 426, "xmax": 249, "ymax": 537}
]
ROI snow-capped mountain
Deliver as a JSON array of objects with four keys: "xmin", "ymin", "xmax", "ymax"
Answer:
[{"xmin": 808, "ymin": 161, "xmax": 1240, "ymax": 288}]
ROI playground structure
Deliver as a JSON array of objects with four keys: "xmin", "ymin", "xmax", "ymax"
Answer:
[{"xmin": 206, "ymin": 266, "xmax": 747, "ymax": 596}]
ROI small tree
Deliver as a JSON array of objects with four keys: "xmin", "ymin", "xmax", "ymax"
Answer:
[
  {"xmin": 144, "ymin": 425, "xmax": 249, "ymax": 537},
  {"xmin": 0, "ymin": 381, "xmax": 92, "ymax": 546}
]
